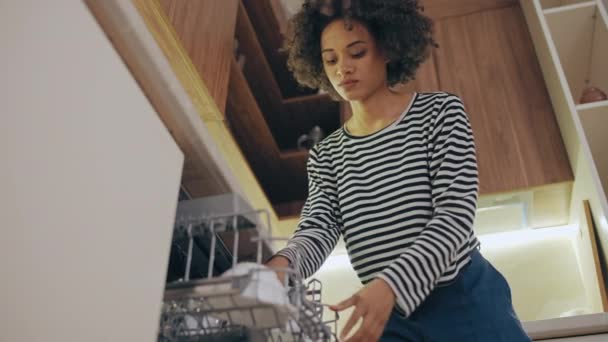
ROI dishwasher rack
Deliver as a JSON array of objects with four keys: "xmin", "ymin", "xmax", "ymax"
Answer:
[{"xmin": 158, "ymin": 209, "xmax": 339, "ymax": 341}]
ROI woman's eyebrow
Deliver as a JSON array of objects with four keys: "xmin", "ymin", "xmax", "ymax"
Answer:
[{"xmin": 321, "ymin": 40, "xmax": 367, "ymax": 53}]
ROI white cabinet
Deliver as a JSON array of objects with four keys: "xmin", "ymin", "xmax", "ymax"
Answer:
[
  {"xmin": 542, "ymin": 1, "xmax": 608, "ymax": 200},
  {"xmin": 521, "ymin": 0, "xmax": 608, "ymax": 222},
  {"xmin": 524, "ymin": 0, "xmax": 608, "ymax": 220},
  {"xmin": 0, "ymin": 1, "xmax": 184, "ymax": 341},
  {"xmin": 522, "ymin": 0, "xmax": 608, "ymax": 315},
  {"xmin": 520, "ymin": 1, "xmax": 608, "ymax": 338}
]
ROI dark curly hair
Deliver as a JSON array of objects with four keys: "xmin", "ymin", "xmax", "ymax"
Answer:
[{"xmin": 282, "ymin": 0, "xmax": 438, "ymax": 100}]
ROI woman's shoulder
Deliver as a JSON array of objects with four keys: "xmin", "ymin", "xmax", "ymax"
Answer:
[
  {"xmin": 310, "ymin": 128, "xmax": 343, "ymax": 158},
  {"xmin": 416, "ymin": 91, "xmax": 463, "ymax": 103},
  {"xmin": 416, "ymin": 91, "xmax": 467, "ymax": 116}
]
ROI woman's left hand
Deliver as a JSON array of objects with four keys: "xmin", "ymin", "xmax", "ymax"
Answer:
[{"xmin": 329, "ymin": 278, "xmax": 396, "ymax": 341}]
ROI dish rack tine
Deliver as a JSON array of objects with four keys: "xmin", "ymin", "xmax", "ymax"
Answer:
[
  {"xmin": 286, "ymin": 315, "xmax": 297, "ymax": 335},
  {"xmin": 249, "ymin": 304, "xmax": 258, "ymax": 328},
  {"xmin": 207, "ymin": 220, "xmax": 216, "ymax": 279},
  {"xmin": 232, "ymin": 220, "xmax": 239, "ymax": 267},
  {"xmin": 184, "ymin": 222, "xmax": 193, "ymax": 282},
  {"xmin": 272, "ymin": 305, "xmax": 282, "ymax": 332},
  {"xmin": 256, "ymin": 235, "xmax": 263, "ymax": 264},
  {"xmin": 225, "ymin": 300, "xmax": 235, "ymax": 327},
  {"xmin": 201, "ymin": 312, "xmax": 212, "ymax": 334}
]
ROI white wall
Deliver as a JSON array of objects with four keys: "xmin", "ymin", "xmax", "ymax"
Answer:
[
  {"xmin": 481, "ymin": 226, "xmax": 590, "ymax": 321},
  {"xmin": 0, "ymin": 1, "xmax": 183, "ymax": 341}
]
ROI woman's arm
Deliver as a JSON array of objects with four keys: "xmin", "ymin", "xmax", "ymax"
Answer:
[
  {"xmin": 264, "ymin": 254, "xmax": 291, "ymax": 283},
  {"xmin": 268, "ymin": 146, "xmax": 342, "ymax": 280},
  {"xmin": 376, "ymin": 94, "xmax": 480, "ymax": 317}
]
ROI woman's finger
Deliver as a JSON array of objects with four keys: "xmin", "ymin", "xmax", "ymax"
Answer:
[
  {"xmin": 340, "ymin": 306, "xmax": 365, "ymax": 340},
  {"xmin": 329, "ymin": 293, "xmax": 358, "ymax": 312},
  {"xmin": 344, "ymin": 316, "xmax": 378, "ymax": 342}
]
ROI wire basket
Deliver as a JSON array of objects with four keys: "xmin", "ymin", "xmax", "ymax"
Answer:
[{"xmin": 158, "ymin": 209, "xmax": 339, "ymax": 341}]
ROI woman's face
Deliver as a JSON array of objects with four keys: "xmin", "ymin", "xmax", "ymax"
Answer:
[{"xmin": 320, "ymin": 19, "xmax": 388, "ymax": 101}]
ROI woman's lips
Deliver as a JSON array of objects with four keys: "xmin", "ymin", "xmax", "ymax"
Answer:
[{"xmin": 340, "ymin": 80, "xmax": 359, "ymax": 89}]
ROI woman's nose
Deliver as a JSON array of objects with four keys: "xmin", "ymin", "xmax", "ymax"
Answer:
[{"xmin": 337, "ymin": 62, "xmax": 354, "ymax": 77}]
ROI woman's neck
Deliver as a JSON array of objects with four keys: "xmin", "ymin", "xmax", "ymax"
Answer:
[{"xmin": 346, "ymin": 86, "xmax": 415, "ymax": 136}]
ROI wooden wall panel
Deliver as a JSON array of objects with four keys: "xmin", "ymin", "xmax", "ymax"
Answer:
[
  {"xmin": 390, "ymin": 52, "xmax": 441, "ymax": 100},
  {"xmin": 433, "ymin": 4, "xmax": 572, "ymax": 194},
  {"xmin": 497, "ymin": 6, "xmax": 573, "ymax": 186},
  {"xmin": 420, "ymin": 0, "xmax": 518, "ymax": 19}
]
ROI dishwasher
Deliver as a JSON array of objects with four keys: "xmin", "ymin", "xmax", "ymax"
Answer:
[{"xmin": 158, "ymin": 192, "xmax": 339, "ymax": 342}]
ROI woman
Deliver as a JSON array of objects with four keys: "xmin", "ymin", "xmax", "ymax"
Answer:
[{"xmin": 265, "ymin": 1, "xmax": 530, "ymax": 341}]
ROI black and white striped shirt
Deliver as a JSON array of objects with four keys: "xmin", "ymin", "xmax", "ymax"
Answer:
[{"xmin": 277, "ymin": 92, "xmax": 480, "ymax": 317}]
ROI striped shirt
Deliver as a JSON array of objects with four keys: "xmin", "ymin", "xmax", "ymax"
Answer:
[{"xmin": 276, "ymin": 91, "xmax": 480, "ymax": 317}]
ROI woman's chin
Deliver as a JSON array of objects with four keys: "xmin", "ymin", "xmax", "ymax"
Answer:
[{"xmin": 338, "ymin": 89, "xmax": 367, "ymax": 102}]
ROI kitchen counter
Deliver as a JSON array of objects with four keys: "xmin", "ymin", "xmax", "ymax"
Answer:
[{"xmin": 523, "ymin": 312, "xmax": 608, "ymax": 340}]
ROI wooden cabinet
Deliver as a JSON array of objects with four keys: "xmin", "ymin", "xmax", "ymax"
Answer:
[
  {"xmin": 159, "ymin": 0, "xmax": 239, "ymax": 113},
  {"xmin": 432, "ymin": 4, "xmax": 573, "ymax": 194}
]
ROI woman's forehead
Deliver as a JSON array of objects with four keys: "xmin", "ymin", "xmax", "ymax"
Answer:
[{"xmin": 321, "ymin": 19, "xmax": 372, "ymax": 50}]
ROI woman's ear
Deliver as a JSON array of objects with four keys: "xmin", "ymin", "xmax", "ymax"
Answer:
[{"xmin": 380, "ymin": 49, "xmax": 390, "ymax": 63}]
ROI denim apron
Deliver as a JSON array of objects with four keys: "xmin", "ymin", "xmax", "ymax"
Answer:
[{"xmin": 380, "ymin": 249, "xmax": 531, "ymax": 341}]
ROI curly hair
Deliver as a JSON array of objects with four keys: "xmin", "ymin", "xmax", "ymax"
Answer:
[{"xmin": 282, "ymin": 0, "xmax": 438, "ymax": 100}]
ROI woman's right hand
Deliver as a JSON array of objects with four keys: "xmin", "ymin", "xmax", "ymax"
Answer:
[{"xmin": 264, "ymin": 255, "xmax": 291, "ymax": 284}]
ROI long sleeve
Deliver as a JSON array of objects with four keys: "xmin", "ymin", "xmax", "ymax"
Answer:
[
  {"xmin": 274, "ymin": 146, "xmax": 342, "ymax": 279},
  {"xmin": 376, "ymin": 94, "xmax": 479, "ymax": 317}
]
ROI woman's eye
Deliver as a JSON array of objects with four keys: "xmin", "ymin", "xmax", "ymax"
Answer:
[
  {"xmin": 325, "ymin": 59, "xmax": 337, "ymax": 65},
  {"xmin": 352, "ymin": 51, "xmax": 366, "ymax": 58}
]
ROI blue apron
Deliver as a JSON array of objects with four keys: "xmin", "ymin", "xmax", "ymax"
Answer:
[{"xmin": 381, "ymin": 249, "xmax": 531, "ymax": 341}]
